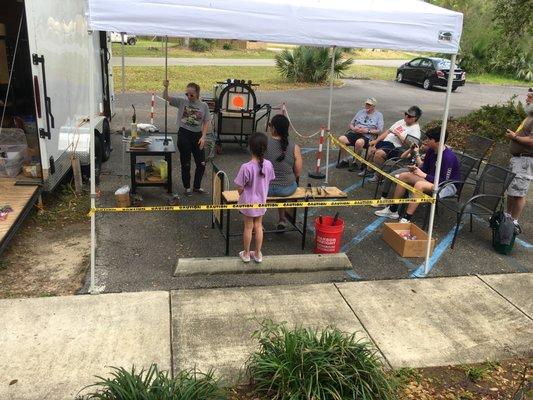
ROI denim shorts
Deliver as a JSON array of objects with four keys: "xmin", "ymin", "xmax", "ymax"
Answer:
[{"xmin": 268, "ymin": 181, "xmax": 298, "ymax": 197}]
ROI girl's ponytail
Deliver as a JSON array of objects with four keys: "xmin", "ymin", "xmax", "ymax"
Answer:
[
  {"xmin": 270, "ymin": 114, "xmax": 290, "ymax": 162},
  {"xmin": 248, "ymin": 132, "xmax": 268, "ymax": 176}
]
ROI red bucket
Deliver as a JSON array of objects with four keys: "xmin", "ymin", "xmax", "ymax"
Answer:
[{"xmin": 314, "ymin": 216, "xmax": 345, "ymax": 254}]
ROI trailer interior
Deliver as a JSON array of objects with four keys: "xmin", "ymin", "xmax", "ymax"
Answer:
[{"xmin": 1, "ymin": 0, "xmax": 41, "ymax": 254}]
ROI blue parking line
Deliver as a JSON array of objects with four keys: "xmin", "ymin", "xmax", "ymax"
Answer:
[
  {"xmin": 345, "ymin": 270, "xmax": 362, "ymax": 280},
  {"xmin": 301, "ymin": 147, "xmax": 317, "ymax": 155},
  {"xmin": 516, "ymin": 238, "xmax": 533, "ymax": 249},
  {"xmin": 410, "ymin": 224, "xmax": 464, "ymax": 278},
  {"xmin": 341, "ymin": 217, "xmax": 387, "ymax": 253}
]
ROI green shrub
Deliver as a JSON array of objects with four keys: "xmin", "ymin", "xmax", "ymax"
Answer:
[
  {"xmin": 246, "ymin": 320, "xmax": 396, "ymax": 400},
  {"xmin": 424, "ymin": 97, "xmax": 527, "ymax": 149},
  {"xmin": 190, "ymin": 38, "xmax": 215, "ymax": 52},
  {"xmin": 275, "ymin": 46, "xmax": 353, "ymax": 83},
  {"xmin": 222, "ymin": 42, "xmax": 235, "ymax": 50},
  {"xmin": 79, "ymin": 364, "xmax": 226, "ymax": 400}
]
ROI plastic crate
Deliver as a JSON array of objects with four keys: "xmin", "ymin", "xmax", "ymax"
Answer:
[{"xmin": 0, "ymin": 154, "xmax": 24, "ymax": 177}]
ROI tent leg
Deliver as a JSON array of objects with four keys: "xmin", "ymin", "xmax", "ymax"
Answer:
[
  {"xmin": 121, "ymin": 33, "xmax": 126, "ymax": 183},
  {"xmin": 89, "ymin": 31, "xmax": 98, "ymax": 294},
  {"xmin": 423, "ymin": 54, "xmax": 457, "ymax": 276},
  {"xmin": 324, "ymin": 46, "xmax": 336, "ymax": 184},
  {"xmin": 164, "ymin": 36, "xmax": 169, "ymax": 145}
]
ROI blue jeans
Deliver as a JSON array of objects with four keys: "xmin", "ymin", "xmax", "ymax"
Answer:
[{"xmin": 268, "ymin": 181, "xmax": 297, "ymax": 197}]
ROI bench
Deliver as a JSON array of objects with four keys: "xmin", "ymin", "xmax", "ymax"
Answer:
[{"xmin": 211, "ymin": 165, "xmax": 347, "ymax": 255}]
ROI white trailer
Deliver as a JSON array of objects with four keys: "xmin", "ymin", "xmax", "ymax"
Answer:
[{"xmin": 0, "ymin": 0, "xmax": 114, "ymax": 254}]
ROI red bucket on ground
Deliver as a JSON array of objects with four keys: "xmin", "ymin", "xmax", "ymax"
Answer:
[{"xmin": 314, "ymin": 216, "xmax": 345, "ymax": 254}]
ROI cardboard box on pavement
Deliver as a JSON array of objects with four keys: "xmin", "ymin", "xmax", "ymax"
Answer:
[{"xmin": 382, "ymin": 222, "xmax": 435, "ymax": 258}]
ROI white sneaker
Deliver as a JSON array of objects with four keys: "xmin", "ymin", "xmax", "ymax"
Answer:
[
  {"xmin": 250, "ymin": 251, "xmax": 263, "ymax": 263},
  {"xmin": 358, "ymin": 170, "xmax": 369, "ymax": 177},
  {"xmin": 239, "ymin": 251, "xmax": 251, "ymax": 263},
  {"xmin": 371, "ymin": 197, "xmax": 386, "ymax": 208},
  {"xmin": 399, "ymin": 218, "xmax": 410, "ymax": 223},
  {"xmin": 374, "ymin": 206, "xmax": 399, "ymax": 219},
  {"xmin": 367, "ymin": 175, "xmax": 378, "ymax": 183}
]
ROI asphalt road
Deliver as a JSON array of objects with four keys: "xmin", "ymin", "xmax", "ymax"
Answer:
[
  {"xmin": 87, "ymin": 79, "xmax": 532, "ymax": 294},
  {"xmin": 111, "ymin": 57, "xmax": 409, "ymax": 67}
]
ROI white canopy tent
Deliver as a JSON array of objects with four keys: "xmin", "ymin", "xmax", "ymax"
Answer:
[{"xmin": 85, "ymin": 0, "xmax": 463, "ymax": 292}]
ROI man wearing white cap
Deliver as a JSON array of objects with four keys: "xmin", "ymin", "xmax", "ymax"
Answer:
[{"xmin": 336, "ymin": 97, "xmax": 384, "ymax": 169}]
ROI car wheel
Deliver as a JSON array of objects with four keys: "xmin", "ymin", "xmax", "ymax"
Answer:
[
  {"xmin": 422, "ymin": 78, "xmax": 432, "ymax": 90},
  {"xmin": 396, "ymin": 72, "xmax": 404, "ymax": 83},
  {"xmin": 81, "ymin": 135, "xmax": 102, "ymax": 185},
  {"xmin": 451, "ymin": 86, "xmax": 458, "ymax": 92},
  {"xmin": 127, "ymin": 37, "xmax": 136, "ymax": 45}
]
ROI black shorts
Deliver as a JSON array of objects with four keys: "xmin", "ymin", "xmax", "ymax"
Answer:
[
  {"xmin": 345, "ymin": 131, "xmax": 370, "ymax": 148},
  {"xmin": 375, "ymin": 141, "xmax": 401, "ymax": 159}
]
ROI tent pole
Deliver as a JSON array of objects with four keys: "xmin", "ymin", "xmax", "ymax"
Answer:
[
  {"xmin": 324, "ymin": 45, "xmax": 336, "ymax": 184},
  {"xmin": 423, "ymin": 53, "xmax": 457, "ymax": 276},
  {"xmin": 89, "ymin": 31, "xmax": 97, "ymax": 294},
  {"xmin": 163, "ymin": 36, "xmax": 169, "ymax": 145},
  {"xmin": 121, "ymin": 33, "xmax": 126, "ymax": 182}
]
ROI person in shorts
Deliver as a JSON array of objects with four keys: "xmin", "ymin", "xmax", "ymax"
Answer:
[
  {"xmin": 374, "ymin": 126, "xmax": 460, "ymax": 222},
  {"xmin": 364, "ymin": 106, "xmax": 422, "ymax": 182},
  {"xmin": 505, "ymin": 89, "xmax": 533, "ymax": 227},
  {"xmin": 336, "ymin": 97, "xmax": 384, "ymax": 169}
]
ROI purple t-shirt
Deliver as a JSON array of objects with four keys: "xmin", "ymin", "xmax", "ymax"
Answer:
[
  {"xmin": 234, "ymin": 159, "xmax": 275, "ymax": 217},
  {"xmin": 422, "ymin": 147, "xmax": 460, "ymax": 185}
]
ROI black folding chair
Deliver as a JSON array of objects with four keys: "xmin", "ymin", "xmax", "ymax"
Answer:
[
  {"xmin": 487, "ymin": 141, "xmax": 511, "ymax": 168},
  {"xmin": 423, "ymin": 152, "xmax": 479, "ymax": 229},
  {"xmin": 436, "ymin": 163, "xmax": 515, "ymax": 249},
  {"xmin": 336, "ymin": 130, "xmax": 370, "ymax": 169},
  {"xmin": 458, "ymin": 134, "xmax": 494, "ymax": 175}
]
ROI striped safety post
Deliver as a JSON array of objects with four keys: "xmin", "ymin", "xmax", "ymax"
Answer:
[
  {"xmin": 308, "ymin": 126, "xmax": 326, "ymax": 180},
  {"xmin": 150, "ymin": 92, "xmax": 155, "ymax": 124}
]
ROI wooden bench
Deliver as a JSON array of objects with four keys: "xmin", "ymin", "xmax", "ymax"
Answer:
[{"xmin": 211, "ymin": 165, "xmax": 347, "ymax": 255}]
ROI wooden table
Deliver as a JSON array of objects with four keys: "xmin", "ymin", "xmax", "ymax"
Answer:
[
  {"xmin": 217, "ymin": 186, "xmax": 347, "ymax": 255},
  {"xmin": 126, "ymin": 136, "xmax": 176, "ymax": 194}
]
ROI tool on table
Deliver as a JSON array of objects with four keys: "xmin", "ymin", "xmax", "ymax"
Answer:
[
  {"xmin": 131, "ymin": 105, "xmax": 138, "ymax": 139},
  {"xmin": 332, "ymin": 212, "xmax": 340, "ymax": 226},
  {"xmin": 320, "ymin": 186, "xmax": 329, "ymax": 196},
  {"xmin": 305, "ymin": 183, "xmax": 313, "ymax": 201}
]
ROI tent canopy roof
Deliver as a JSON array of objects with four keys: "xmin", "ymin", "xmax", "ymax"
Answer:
[{"xmin": 86, "ymin": 0, "xmax": 463, "ymax": 54}]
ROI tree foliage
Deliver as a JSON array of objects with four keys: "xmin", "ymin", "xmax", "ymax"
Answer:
[
  {"xmin": 275, "ymin": 46, "xmax": 353, "ymax": 83},
  {"xmin": 429, "ymin": 0, "xmax": 532, "ymax": 81}
]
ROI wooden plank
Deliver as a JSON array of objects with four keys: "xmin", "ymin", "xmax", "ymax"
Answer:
[
  {"xmin": 0, "ymin": 178, "xmax": 39, "ymax": 245},
  {"xmin": 222, "ymin": 186, "xmax": 347, "ymax": 204}
]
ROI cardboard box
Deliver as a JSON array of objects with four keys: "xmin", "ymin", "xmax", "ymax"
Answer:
[{"xmin": 382, "ymin": 222, "xmax": 435, "ymax": 258}]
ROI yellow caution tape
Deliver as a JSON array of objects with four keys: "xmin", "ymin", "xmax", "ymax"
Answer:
[
  {"xmin": 88, "ymin": 196, "xmax": 432, "ymax": 216},
  {"xmin": 329, "ymin": 134, "xmax": 433, "ymax": 201}
]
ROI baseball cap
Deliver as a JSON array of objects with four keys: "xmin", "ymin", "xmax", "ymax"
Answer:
[{"xmin": 365, "ymin": 97, "xmax": 377, "ymax": 106}]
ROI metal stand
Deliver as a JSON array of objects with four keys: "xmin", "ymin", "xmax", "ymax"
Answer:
[{"xmin": 163, "ymin": 36, "xmax": 169, "ymax": 146}]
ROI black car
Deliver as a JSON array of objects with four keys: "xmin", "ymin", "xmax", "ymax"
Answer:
[{"xmin": 396, "ymin": 57, "xmax": 466, "ymax": 91}]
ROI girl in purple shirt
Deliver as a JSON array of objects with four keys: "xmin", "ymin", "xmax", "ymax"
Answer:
[{"xmin": 234, "ymin": 132, "xmax": 275, "ymax": 263}]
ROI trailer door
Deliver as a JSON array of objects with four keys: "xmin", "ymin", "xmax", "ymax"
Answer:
[{"xmin": 24, "ymin": 0, "xmax": 103, "ymax": 191}]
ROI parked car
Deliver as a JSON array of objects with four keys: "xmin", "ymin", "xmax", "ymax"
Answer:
[
  {"xmin": 110, "ymin": 32, "xmax": 137, "ymax": 45},
  {"xmin": 396, "ymin": 57, "xmax": 466, "ymax": 91}
]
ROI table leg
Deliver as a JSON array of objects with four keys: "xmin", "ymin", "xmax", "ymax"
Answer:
[
  {"xmin": 225, "ymin": 208, "xmax": 231, "ymax": 256},
  {"xmin": 166, "ymin": 154, "xmax": 172, "ymax": 193},
  {"xmin": 302, "ymin": 206, "xmax": 309, "ymax": 250},
  {"xmin": 130, "ymin": 154, "xmax": 137, "ymax": 194}
]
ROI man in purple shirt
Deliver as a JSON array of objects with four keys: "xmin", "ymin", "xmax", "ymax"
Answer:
[{"xmin": 375, "ymin": 126, "xmax": 460, "ymax": 222}]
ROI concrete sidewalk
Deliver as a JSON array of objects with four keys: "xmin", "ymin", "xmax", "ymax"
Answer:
[
  {"xmin": 1, "ymin": 274, "xmax": 531, "ymax": 399},
  {"xmin": 111, "ymin": 56, "xmax": 408, "ymax": 67}
]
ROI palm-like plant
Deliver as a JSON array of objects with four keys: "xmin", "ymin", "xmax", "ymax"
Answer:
[{"xmin": 275, "ymin": 46, "xmax": 353, "ymax": 83}]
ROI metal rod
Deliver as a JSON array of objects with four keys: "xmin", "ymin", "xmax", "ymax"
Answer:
[
  {"xmin": 423, "ymin": 53, "xmax": 457, "ymax": 276},
  {"xmin": 121, "ymin": 33, "xmax": 126, "ymax": 183},
  {"xmin": 164, "ymin": 36, "xmax": 169, "ymax": 145},
  {"xmin": 324, "ymin": 45, "xmax": 336, "ymax": 184},
  {"xmin": 89, "ymin": 31, "xmax": 97, "ymax": 294}
]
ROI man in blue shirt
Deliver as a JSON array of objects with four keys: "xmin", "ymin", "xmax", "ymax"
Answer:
[{"xmin": 336, "ymin": 97, "xmax": 384, "ymax": 169}]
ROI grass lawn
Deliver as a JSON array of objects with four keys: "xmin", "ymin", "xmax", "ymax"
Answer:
[
  {"xmin": 114, "ymin": 66, "xmax": 341, "ymax": 92},
  {"xmin": 343, "ymin": 65, "xmax": 397, "ymax": 81},
  {"xmin": 467, "ymin": 72, "xmax": 531, "ymax": 86},
  {"xmin": 351, "ymin": 49, "xmax": 418, "ymax": 60},
  {"xmin": 112, "ymin": 40, "xmax": 276, "ymax": 59}
]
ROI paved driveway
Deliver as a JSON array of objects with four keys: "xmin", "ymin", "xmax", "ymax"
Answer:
[{"xmin": 88, "ymin": 79, "xmax": 531, "ymax": 293}]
